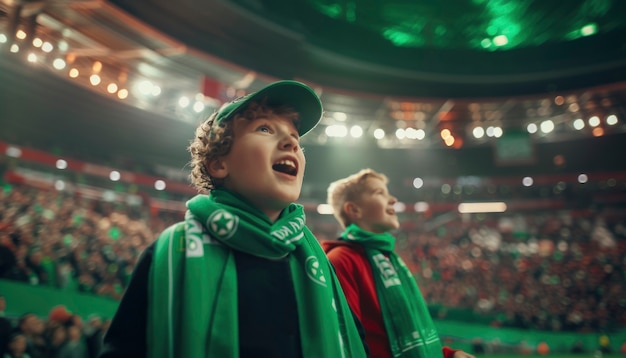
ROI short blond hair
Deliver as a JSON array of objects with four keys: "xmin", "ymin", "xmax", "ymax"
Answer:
[
  {"xmin": 327, "ymin": 168, "xmax": 388, "ymax": 228},
  {"xmin": 188, "ymin": 102, "xmax": 298, "ymax": 193}
]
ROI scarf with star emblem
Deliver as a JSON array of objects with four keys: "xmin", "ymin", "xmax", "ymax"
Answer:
[
  {"xmin": 341, "ymin": 224, "xmax": 443, "ymax": 358},
  {"xmin": 147, "ymin": 189, "xmax": 366, "ymax": 358}
]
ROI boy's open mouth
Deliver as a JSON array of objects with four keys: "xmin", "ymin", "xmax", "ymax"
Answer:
[{"xmin": 272, "ymin": 159, "xmax": 297, "ymax": 177}]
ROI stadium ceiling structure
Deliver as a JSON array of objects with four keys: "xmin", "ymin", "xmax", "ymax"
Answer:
[{"xmin": 1, "ymin": 0, "xmax": 626, "ymax": 151}]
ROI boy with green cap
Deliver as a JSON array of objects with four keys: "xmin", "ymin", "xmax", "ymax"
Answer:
[
  {"xmin": 322, "ymin": 168, "xmax": 475, "ymax": 358},
  {"xmin": 100, "ymin": 80, "xmax": 367, "ymax": 358}
]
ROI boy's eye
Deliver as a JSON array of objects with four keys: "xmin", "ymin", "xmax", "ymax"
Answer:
[{"xmin": 256, "ymin": 124, "xmax": 271, "ymax": 133}]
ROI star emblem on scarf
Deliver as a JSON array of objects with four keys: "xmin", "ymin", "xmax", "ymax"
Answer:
[
  {"xmin": 207, "ymin": 209, "xmax": 239, "ymax": 240},
  {"xmin": 305, "ymin": 256, "xmax": 327, "ymax": 287}
]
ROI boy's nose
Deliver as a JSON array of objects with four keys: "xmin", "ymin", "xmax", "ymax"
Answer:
[{"xmin": 280, "ymin": 134, "xmax": 299, "ymax": 152}]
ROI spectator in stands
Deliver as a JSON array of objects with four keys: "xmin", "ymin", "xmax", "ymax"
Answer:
[
  {"xmin": 598, "ymin": 333, "xmax": 612, "ymax": 354},
  {"xmin": 322, "ymin": 168, "xmax": 474, "ymax": 358},
  {"xmin": 84, "ymin": 315, "xmax": 104, "ymax": 358},
  {"xmin": 0, "ymin": 295, "xmax": 13, "ymax": 356},
  {"xmin": 16, "ymin": 314, "xmax": 45, "ymax": 358},
  {"xmin": 0, "ymin": 227, "xmax": 31, "ymax": 284},
  {"xmin": 4, "ymin": 331, "xmax": 29, "ymax": 358},
  {"xmin": 100, "ymin": 81, "xmax": 368, "ymax": 357},
  {"xmin": 44, "ymin": 322, "xmax": 67, "ymax": 358},
  {"xmin": 48, "ymin": 306, "xmax": 73, "ymax": 327},
  {"xmin": 54, "ymin": 324, "xmax": 86, "ymax": 358},
  {"xmin": 570, "ymin": 339, "xmax": 585, "ymax": 354},
  {"xmin": 471, "ymin": 338, "xmax": 486, "ymax": 355},
  {"xmin": 0, "ymin": 234, "xmax": 17, "ymax": 280}
]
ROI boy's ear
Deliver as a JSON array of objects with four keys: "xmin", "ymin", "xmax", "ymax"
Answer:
[
  {"xmin": 343, "ymin": 202, "xmax": 361, "ymax": 220},
  {"xmin": 206, "ymin": 158, "xmax": 228, "ymax": 179}
]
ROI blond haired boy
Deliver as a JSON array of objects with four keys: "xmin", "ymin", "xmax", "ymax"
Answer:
[
  {"xmin": 100, "ymin": 81, "xmax": 367, "ymax": 358},
  {"xmin": 322, "ymin": 168, "xmax": 475, "ymax": 358}
]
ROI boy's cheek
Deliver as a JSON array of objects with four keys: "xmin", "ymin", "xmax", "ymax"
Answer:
[{"xmin": 298, "ymin": 155, "xmax": 306, "ymax": 175}]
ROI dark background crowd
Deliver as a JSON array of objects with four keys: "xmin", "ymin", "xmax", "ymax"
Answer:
[
  {"xmin": 0, "ymin": 184, "xmax": 180, "ymax": 301},
  {"xmin": 1, "ymin": 178, "xmax": 625, "ymax": 343},
  {"xmin": 0, "ymin": 297, "xmax": 110, "ymax": 358},
  {"xmin": 0, "ymin": 182, "xmax": 176, "ymax": 357},
  {"xmin": 404, "ymin": 209, "xmax": 626, "ymax": 333}
]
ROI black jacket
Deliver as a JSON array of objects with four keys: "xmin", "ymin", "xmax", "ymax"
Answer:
[{"xmin": 100, "ymin": 240, "xmax": 368, "ymax": 357}]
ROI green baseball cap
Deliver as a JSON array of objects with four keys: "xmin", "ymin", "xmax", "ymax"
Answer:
[{"xmin": 214, "ymin": 80, "xmax": 323, "ymax": 136}]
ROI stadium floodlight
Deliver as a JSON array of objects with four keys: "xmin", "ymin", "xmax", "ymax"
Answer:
[
  {"xmin": 393, "ymin": 202, "xmax": 406, "ymax": 213},
  {"xmin": 606, "ymin": 114, "xmax": 618, "ymax": 125},
  {"xmin": 572, "ymin": 118, "xmax": 585, "ymax": 130},
  {"xmin": 350, "ymin": 125, "xmax": 363, "ymax": 138},
  {"xmin": 588, "ymin": 116, "xmax": 600, "ymax": 127},
  {"xmin": 458, "ymin": 202, "xmax": 507, "ymax": 213},
  {"xmin": 317, "ymin": 204, "xmax": 333, "ymax": 215},
  {"xmin": 540, "ymin": 120, "xmax": 554, "ymax": 133},
  {"xmin": 472, "ymin": 126, "xmax": 485, "ymax": 139}
]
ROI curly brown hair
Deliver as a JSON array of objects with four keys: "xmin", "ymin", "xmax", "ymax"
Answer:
[{"xmin": 188, "ymin": 101, "xmax": 299, "ymax": 193}]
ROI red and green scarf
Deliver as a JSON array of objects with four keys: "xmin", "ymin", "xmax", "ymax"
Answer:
[{"xmin": 341, "ymin": 223, "xmax": 443, "ymax": 357}]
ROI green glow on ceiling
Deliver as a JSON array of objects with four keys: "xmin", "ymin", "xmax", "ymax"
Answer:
[
  {"xmin": 482, "ymin": 0, "xmax": 526, "ymax": 49},
  {"xmin": 493, "ymin": 35, "xmax": 508, "ymax": 46},
  {"xmin": 580, "ymin": 0, "xmax": 611, "ymax": 16},
  {"xmin": 486, "ymin": 25, "xmax": 498, "ymax": 36},
  {"xmin": 346, "ymin": 1, "xmax": 356, "ymax": 23},
  {"xmin": 434, "ymin": 25, "xmax": 447, "ymax": 36},
  {"xmin": 566, "ymin": 22, "xmax": 600, "ymax": 40},
  {"xmin": 581, "ymin": 23, "xmax": 598, "ymax": 36},
  {"xmin": 311, "ymin": 2, "xmax": 342, "ymax": 19},
  {"xmin": 383, "ymin": 27, "xmax": 425, "ymax": 47},
  {"xmin": 301, "ymin": 0, "xmax": 625, "ymax": 51}
]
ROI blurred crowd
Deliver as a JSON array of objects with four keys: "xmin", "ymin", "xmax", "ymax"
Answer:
[
  {"xmin": 1, "ymin": 296, "xmax": 110, "ymax": 358},
  {"xmin": 1, "ymin": 182, "xmax": 625, "ymax": 346},
  {"xmin": 0, "ymin": 184, "xmax": 181, "ymax": 300},
  {"xmin": 402, "ymin": 209, "xmax": 626, "ymax": 333}
]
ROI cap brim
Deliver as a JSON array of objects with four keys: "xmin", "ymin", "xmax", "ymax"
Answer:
[{"xmin": 217, "ymin": 80, "xmax": 323, "ymax": 136}]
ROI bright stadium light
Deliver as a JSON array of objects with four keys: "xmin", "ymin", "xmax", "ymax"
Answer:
[
  {"xmin": 540, "ymin": 120, "xmax": 554, "ymax": 133},
  {"xmin": 109, "ymin": 171, "xmax": 121, "ymax": 181},
  {"xmin": 350, "ymin": 125, "xmax": 363, "ymax": 138},
  {"xmin": 573, "ymin": 118, "xmax": 585, "ymax": 130},
  {"xmin": 522, "ymin": 177, "xmax": 533, "ymax": 187},
  {"xmin": 56, "ymin": 159, "xmax": 68, "ymax": 170},
  {"xmin": 317, "ymin": 204, "xmax": 334, "ymax": 214},
  {"xmin": 606, "ymin": 115, "xmax": 618, "ymax": 125},
  {"xmin": 458, "ymin": 202, "xmax": 507, "ymax": 213},
  {"xmin": 154, "ymin": 180, "xmax": 166, "ymax": 191},
  {"xmin": 393, "ymin": 202, "xmax": 406, "ymax": 213}
]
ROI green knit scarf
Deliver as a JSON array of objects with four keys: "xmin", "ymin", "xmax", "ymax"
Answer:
[
  {"xmin": 147, "ymin": 189, "xmax": 366, "ymax": 358},
  {"xmin": 341, "ymin": 224, "xmax": 443, "ymax": 358}
]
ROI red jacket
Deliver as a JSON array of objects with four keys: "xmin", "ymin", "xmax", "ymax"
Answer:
[{"xmin": 322, "ymin": 240, "xmax": 458, "ymax": 358}]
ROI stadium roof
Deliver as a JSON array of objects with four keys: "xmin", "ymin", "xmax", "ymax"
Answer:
[{"xmin": 1, "ymin": 0, "xmax": 626, "ymax": 177}]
